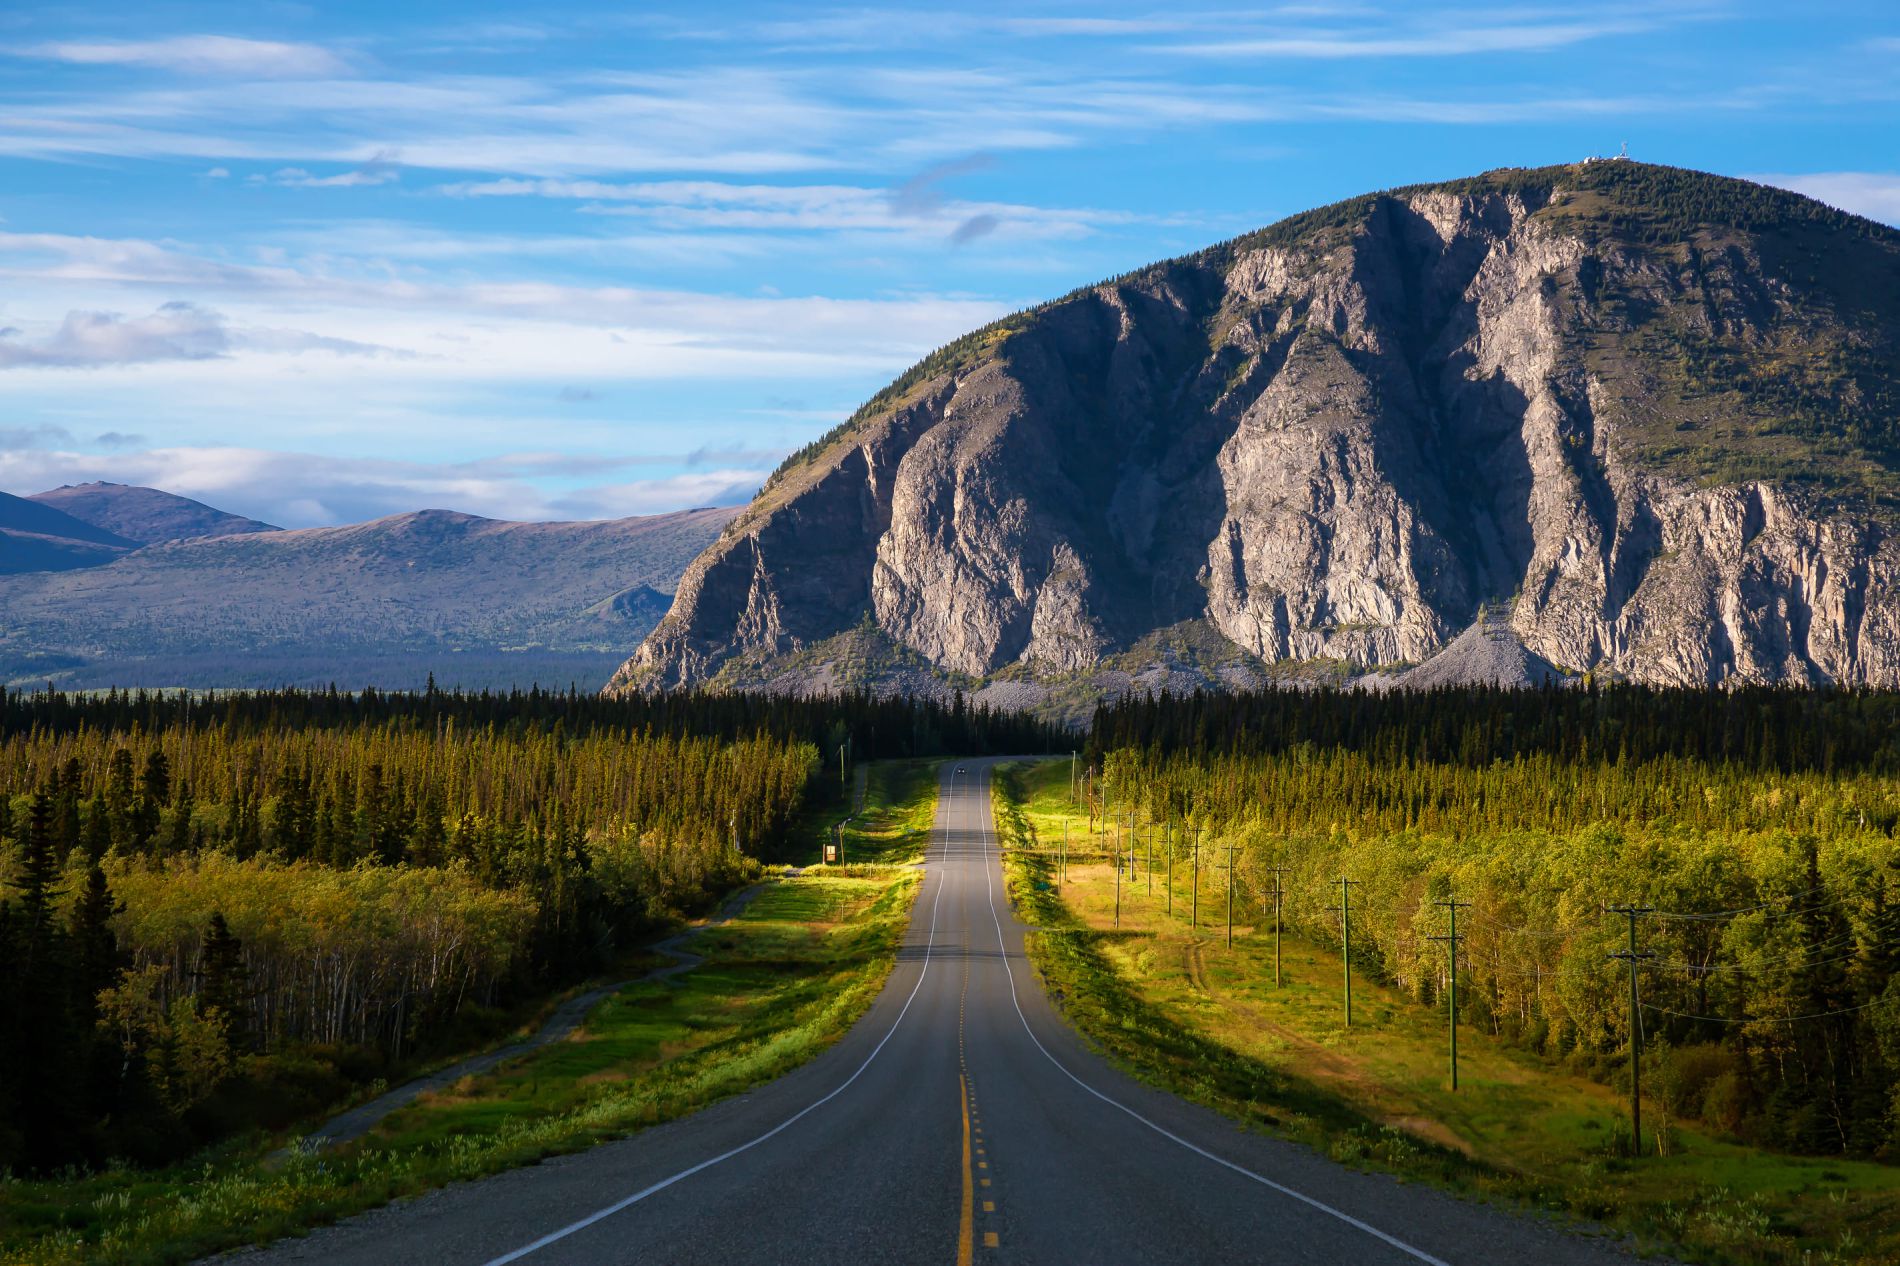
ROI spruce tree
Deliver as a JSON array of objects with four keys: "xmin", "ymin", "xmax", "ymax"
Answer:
[
  {"xmin": 69, "ymin": 863, "xmax": 125, "ymax": 1026},
  {"xmin": 198, "ymin": 912, "xmax": 252, "ymax": 1050},
  {"xmin": 140, "ymin": 748, "xmax": 171, "ymax": 808},
  {"xmin": 82, "ymin": 788, "xmax": 113, "ymax": 863},
  {"xmin": 9, "ymin": 794, "xmax": 82, "ymax": 1169}
]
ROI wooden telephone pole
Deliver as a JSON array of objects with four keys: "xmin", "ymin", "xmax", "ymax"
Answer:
[
  {"xmin": 1339, "ymin": 877, "xmax": 1357, "ymax": 1026},
  {"xmin": 1427, "ymin": 899, "xmax": 1471, "ymax": 1090},
  {"xmin": 1265, "ymin": 866, "xmax": 1289, "ymax": 986},
  {"xmin": 1223, "ymin": 844, "xmax": 1240, "ymax": 947},
  {"xmin": 1607, "ymin": 904, "xmax": 1655, "ymax": 1156}
]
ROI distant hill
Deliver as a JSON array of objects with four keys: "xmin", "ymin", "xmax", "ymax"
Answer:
[
  {"xmin": 29, "ymin": 481, "xmax": 277, "ymax": 544},
  {"xmin": 0, "ymin": 490, "xmax": 137, "ymax": 575},
  {"xmin": 0, "ymin": 505, "xmax": 738, "ymax": 691}
]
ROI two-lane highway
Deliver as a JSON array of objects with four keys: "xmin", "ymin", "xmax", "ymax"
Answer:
[{"xmin": 234, "ymin": 761, "xmax": 1648, "ymax": 1265}]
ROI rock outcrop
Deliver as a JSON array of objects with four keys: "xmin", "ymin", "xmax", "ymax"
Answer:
[{"xmin": 610, "ymin": 162, "xmax": 1900, "ymax": 703}]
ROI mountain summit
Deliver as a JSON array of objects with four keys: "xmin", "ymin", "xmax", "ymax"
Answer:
[
  {"xmin": 29, "ymin": 482, "xmax": 278, "ymax": 545},
  {"xmin": 611, "ymin": 162, "xmax": 1900, "ymax": 712}
]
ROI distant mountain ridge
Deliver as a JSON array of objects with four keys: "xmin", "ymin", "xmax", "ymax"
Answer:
[
  {"xmin": 30, "ymin": 481, "xmax": 278, "ymax": 545},
  {"xmin": 0, "ymin": 490, "xmax": 139, "ymax": 575},
  {"xmin": 612, "ymin": 160, "xmax": 1900, "ymax": 715},
  {"xmin": 0, "ymin": 489, "xmax": 739, "ymax": 691}
]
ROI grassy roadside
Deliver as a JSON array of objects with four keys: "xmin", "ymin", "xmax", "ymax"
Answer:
[
  {"xmin": 0, "ymin": 764, "xmax": 938, "ymax": 1266},
  {"xmin": 992, "ymin": 759, "xmax": 1899, "ymax": 1266},
  {"xmin": 825, "ymin": 759, "xmax": 942, "ymax": 866}
]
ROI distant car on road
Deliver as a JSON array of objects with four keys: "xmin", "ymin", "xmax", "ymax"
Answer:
[{"xmin": 955, "ymin": 766, "xmax": 966, "ymax": 773}]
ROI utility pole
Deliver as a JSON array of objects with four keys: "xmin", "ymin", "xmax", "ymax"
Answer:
[
  {"xmin": 1224, "ymin": 844, "xmax": 1240, "ymax": 947},
  {"xmin": 1146, "ymin": 821, "xmax": 1154, "ymax": 896},
  {"xmin": 1165, "ymin": 822, "xmax": 1174, "ymax": 918},
  {"xmin": 1607, "ymin": 904, "xmax": 1655, "ymax": 1156},
  {"xmin": 1339, "ymin": 877, "xmax": 1356, "ymax": 1027},
  {"xmin": 1428, "ymin": 899, "xmax": 1471, "ymax": 1090},
  {"xmin": 1069, "ymin": 750, "xmax": 1077, "ymax": 804},
  {"xmin": 1115, "ymin": 838, "xmax": 1122, "ymax": 928},
  {"xmin": 840, "ymin": 741, "xmax": 848, "ymax": 796},
  {"xmin": 1266, "ymin": 865, "xmax": 1289, "ymax": 987},
  {"xmin": 1191, "ymin": 831, "xmax": 1201, "ymax": 930}
]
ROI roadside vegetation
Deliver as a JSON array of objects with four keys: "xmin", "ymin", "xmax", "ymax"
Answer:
[
  {"xmin": 994, "ymin": 731, "xmax": 1900, "ymax": 1265},
  {"xmin": 0, "ymin": 746, "xmax": 941, "ymax": 1265},
  {"xmin": 0, "ymin": 864, "xmax": 920, "ymax": 1266}
]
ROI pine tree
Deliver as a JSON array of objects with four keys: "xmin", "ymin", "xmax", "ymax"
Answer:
[
  {"xmin": 83, "ymin": 788, "xmax": 113, "ymax": 863},
  {"xmin": 198, "ymin": 912, "xmax": 252, "ymax": 1051},
  {"xmin": 165, "ymin": 781, "xmax": 194, "ymax": 857},
  {"xmin": 409, "ymin": 785, "xmax": 447, "ymax": 867},
  {"xmin": 140, "ymin": 748, "xmax": 171, "ymax": 808},
  {"xmin": 8, "ymin": 793, "xmax": 82, "ymax": 1169},
  {"xmin": 16, "ymin": 794, "xmax": 62, "ymax": 932},
  {"xmin": 54, "ymin": 759, "xmax": 83, "ymax": 851},
  {"xmin": 69, "ymin": 863, "xmax": 125, "ymax": 1027}
]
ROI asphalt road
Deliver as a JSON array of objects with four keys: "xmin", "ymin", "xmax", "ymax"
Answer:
[{"xmin": 231, "ymin": 760, "xmax": 1649, "ymax": 1266}]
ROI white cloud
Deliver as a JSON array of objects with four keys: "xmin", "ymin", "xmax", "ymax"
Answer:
[
  {"xmin": 0, "ymin": 300, "xmax": 410, "ymax": 369},
  {"xmin": 0, "ymin": 444, "xmax": 767, "ymax": 526},
  {"xmin": 1164, "ymin": 20, "xmax": 1652, "ymax": 59},
  {"xmin": 0, "ymin": 230, "xmax": 1010, "ymax": 379},
  {"xmin": 18, "ymin": 35, "xmax": 348, "ymax": 78},
  {"xmin": 260, "ymin": 151, "xmax": 401, "ymax": 188},
  {"xmin": 437, "ymin": 174, "xmax": 1117, "ymax": 241},
  {"xmin": 1752, "ymin": 171, "xmax": 1900, "ymax": 225},
  {"xmin": 0, "ymin": 301, "xmax": 227, "ymax": 367}
]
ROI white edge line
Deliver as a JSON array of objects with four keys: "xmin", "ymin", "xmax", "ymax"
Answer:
[
  {"xmin": 971, "ymin": 764, "xmax": 1454, "ymax": 1266},
  {"xmin": 481, "ymin": 770, "xmax": 960, "ymax": 1266}
]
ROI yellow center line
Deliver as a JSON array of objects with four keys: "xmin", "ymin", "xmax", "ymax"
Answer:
[{"xmin": 957, "ymin": 1071, "xmax": 975, "ymax": 1266}]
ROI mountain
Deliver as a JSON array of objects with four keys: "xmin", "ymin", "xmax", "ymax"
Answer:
[
  {"xmin": 29, "ymin": 481, "xmax": 278, "ymax": 545},
  {"xmin": 0, "ymin": 506, "xmax": 737, "ymax": 691},
  {"xmin": 611, "ymin": 161, "xmax": 1900, "ymax": 715},
  {"xmin": 0, "ymin": 490, "xmax": 138, "ymax": 575}
]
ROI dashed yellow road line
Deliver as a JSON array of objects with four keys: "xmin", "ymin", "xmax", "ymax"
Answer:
[
  {"xmin": 958, "ymin": 955, "xmax": 974, "ymax": 1266},
  {"xmin": 958, "ymin": 1071, "xmax": 974, "ymax": 1266}
]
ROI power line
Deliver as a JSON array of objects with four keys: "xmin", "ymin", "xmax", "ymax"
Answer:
[{"xmin": 1641, "ymin": 998, "xmax": 1882, "ymax": 1025}]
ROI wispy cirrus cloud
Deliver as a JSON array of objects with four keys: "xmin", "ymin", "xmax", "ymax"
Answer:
[
  {"xmin": 0, "ymin": 424, "xmax": 146, "ymax": 451},
  {"xmin": 257, "ymin": 150, "xmax": 401, "ymax": 188},
  {"xmin": 0, "ymin": 229, "xmax": 1010, "ymax": 385},
  {"xmin": 438, "ymin": 171, "xmax": 1116, "ymax": 242},
  {"xmin": 0, "ymin": 300, "xmax": 409, "ymax": 369},
  {"xmin": 1163, "ymin": 18, "xmax": 1660, "ymax": 59},
  {"xmin": 12, "ymin": 35, "xmax": 348, "ymax": 78}
]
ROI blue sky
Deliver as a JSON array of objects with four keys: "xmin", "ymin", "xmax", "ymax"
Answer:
[{"xmin": 1, "ymin": 2, "xmax": 1896, "ymax": 527}]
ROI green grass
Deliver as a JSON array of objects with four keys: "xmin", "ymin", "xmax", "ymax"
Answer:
[
  {"xmin": 0, "ymin": 847, "xmax": 925, "ymax": 1264},
  {"xmin": 791, "ymin": 757, "xmax": 943, "ymax": 867},
  {"xmin": 994, "ymin": 759, "xmax": 1900, "ymax": 1265}
]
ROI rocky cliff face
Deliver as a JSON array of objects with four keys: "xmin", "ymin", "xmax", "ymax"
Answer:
[{"xmin": 611, "ymin": 162, "xmax": 1900, "ymax": 703}]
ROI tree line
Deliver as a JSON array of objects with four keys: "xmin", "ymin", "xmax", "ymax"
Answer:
[{"xmin": 1, "ymin": 680, "xmax": 1062, "ymax": 758}]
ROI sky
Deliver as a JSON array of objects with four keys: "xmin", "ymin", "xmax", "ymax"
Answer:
[{"xmin": 0, "ymin": 1, "xmax": 1896, "ymax": 528}]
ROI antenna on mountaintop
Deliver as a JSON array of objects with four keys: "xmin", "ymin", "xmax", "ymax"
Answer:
[{"xmin": 1619, "ymin": 140, "xmax": 1629, "ymax": 160}]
